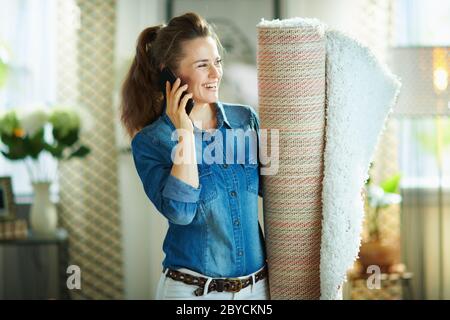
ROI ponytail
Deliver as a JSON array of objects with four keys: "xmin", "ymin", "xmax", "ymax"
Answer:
[{"xmin": 120, "ymin": 26, "xmax": 163, "ymax": 138}]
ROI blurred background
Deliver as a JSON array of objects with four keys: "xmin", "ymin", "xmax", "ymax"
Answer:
[{"xmin": 0, "ymin": 0, "xmax": 448, "ymax": 300}]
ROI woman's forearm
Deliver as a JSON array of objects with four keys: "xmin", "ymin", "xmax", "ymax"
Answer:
[{"xmin": 170, "ymin": 132, "xmax": 199, "ymax": 189}]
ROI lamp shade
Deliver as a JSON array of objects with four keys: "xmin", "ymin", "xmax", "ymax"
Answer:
[{"xmin": 389, "ymin": 47, "xmax": 449, "ymax": 116}]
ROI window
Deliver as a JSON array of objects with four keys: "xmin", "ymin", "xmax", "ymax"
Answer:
[
  {"xmin": 396, "ymin": 0, "xmax": 450, "ymax": 189},
  {"xmin": 395, "ymin": 0, "xmax": 450, "ymax": 46},
  {"xmin": 0, "ymin": 0, "xmax": 58, "ymax": 199}
]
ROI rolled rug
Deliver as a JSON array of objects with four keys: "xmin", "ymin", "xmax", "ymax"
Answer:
[
  {"xmin": 256, "ymin": 18, "xmax": 401, "ymax": 300},
  {"xmin": 320, "ymin": 30, "xmax": 401, "ymax": 300},
  {"xmin": 257, "ymin": 18, "xmax": 327, "ymax": 299}
]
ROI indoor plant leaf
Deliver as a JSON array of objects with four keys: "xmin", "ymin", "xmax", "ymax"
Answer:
[
  {"xmin": 43, "ymin": 143, "xmax": 65, "ymax": 159},
  {"xmin": 380, "ymin": 173, "xmax": 401, "ymax": 194},
  {"xmin": 68, "ymin": 145, "xmax": 90, "ymax": 159},
  {"xmin": 53, "ymin": 127, "xmax": 79, "ymax": 146}
]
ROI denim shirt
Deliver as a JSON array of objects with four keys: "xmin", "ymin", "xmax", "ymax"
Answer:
[{"xmin": 131, "ymin": 101, "xmax": 266, "ymax": 277}]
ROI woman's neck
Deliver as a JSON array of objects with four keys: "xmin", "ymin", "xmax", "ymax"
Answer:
[{"xmin": 190, "ymin": 103, "xmax": 217, "ymax": 131}]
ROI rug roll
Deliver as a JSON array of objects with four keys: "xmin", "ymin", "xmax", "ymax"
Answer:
[
  {"xmin": 320, "ymin": 30, "xmax": 401, "ymax": 300},
  {"xmin": 257, "ymin": 18, "xmax": 327, "ymax": 299}
]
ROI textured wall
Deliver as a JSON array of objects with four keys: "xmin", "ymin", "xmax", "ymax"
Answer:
[{"xmin": 57, "ymin": 0, "xmax": 123, "ymax": 299}]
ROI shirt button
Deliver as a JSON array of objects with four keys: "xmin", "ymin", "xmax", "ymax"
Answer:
[
  {"xmin": 230, "ymin": 191, "xmax": 237, "ymax": 197},
  {"xmin": 223, "ymin": 164, "xmax": 229, "ymax": 169},
  {"xmin": 238, "ymin": 250, "xmax": 243, "ymax": 256},
  {"xmin": 234, "ymin": 219, "xmax": 240, "ymax": 226}
]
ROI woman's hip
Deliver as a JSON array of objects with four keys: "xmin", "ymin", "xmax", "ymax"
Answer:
[{"xmin": 155, "ymin": 265, "xmax": 270, "ymax": 300}]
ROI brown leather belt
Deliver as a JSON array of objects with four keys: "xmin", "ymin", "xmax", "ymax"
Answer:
[{"xmin": 165, "ymin": 266, "xmax": 268, "ymax": 296}]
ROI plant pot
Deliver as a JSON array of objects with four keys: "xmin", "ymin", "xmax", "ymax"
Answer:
[
  {"xmin": 30, "ymin": 182, "xmax": 58, "ymax": 236},
  {"xmin": 358, "ymin": 239, "xmax": 399, "ymax": 273}
]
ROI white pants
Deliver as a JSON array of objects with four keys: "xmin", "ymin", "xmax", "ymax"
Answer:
[{"xmin": 155, "ymin": 266, "xmax": 270, "ymax": 300}]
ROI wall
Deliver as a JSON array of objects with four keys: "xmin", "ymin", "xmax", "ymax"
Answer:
[
  {"xmin": 283, "ymin": 0, "xmax": 361, "ymax": 35},
  {"xmin": 114, "ymin": 0, "xmax": 167, "ymax": 300}
]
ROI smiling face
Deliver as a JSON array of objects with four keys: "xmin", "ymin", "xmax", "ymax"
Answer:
[{"xmin": 175, "ymin": 36, "xmax": 223, "ymax": 106}]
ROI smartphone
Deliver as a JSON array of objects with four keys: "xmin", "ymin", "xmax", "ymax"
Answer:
[{"xmin": 159, "ymin": 67, "xmax": 194, "ymax": 115}]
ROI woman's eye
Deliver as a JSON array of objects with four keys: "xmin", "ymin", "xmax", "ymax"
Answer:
[{"xmin": 197, "ymin": 60, "xmax": 222, "ymax": 68}]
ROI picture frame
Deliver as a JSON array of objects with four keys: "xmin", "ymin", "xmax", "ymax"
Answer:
[
  {"xmin": 166, "ymin": 0, "xmax": 281, "ymax": 22},
  {"xmin": 0, "ymin": 176, "xmax": 16, "ymax": 220}
]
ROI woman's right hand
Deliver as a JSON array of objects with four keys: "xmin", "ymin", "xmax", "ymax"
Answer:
[{"xmin": 165, "ymin": 78, "xmax": 194, "ymax": 133}]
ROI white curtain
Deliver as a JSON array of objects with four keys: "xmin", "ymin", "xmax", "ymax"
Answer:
[
  {"xmin": 395, "ymin": 0, "xmax": 450, "ymax": 46},
  {"xmin": 399, "ymin": 118, "xmax": 450, "ymax": 300},
  {"xmin": 395, "ymin": 0, "xmax": 450, "ymax": 299},
  {"xmin": 0, "ymin": 0, "xmax": 58, "ymax": 198}
]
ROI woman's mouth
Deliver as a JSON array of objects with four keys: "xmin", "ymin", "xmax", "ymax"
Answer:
[{"xmin": 202, "ymin": 82, "xmax": 219, "ymax": 91}]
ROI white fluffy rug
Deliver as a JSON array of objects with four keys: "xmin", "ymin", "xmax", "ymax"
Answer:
[{"xmin": 320, "ymin": 30, "xmax": 401, "ymax": 299}]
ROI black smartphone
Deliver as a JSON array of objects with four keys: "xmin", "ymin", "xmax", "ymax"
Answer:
[{"xmin": 159, "ymin": 67, "xmax": 194, "ymax": 115}]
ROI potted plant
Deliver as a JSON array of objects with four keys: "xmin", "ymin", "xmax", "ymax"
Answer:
[
  {"xmin": 358, "ymin": 172, "xmax": 402, "ymax": 273},
  {"xmin": 0, "ymin": 106, "xmax": 91, "ymax": 236}
]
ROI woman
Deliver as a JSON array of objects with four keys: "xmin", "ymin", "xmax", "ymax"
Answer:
[{"xmin": 120, "ymin": 12, "xmax": 268, "ymax": 300}]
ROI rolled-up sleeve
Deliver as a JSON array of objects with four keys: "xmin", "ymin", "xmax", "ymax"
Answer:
[{"xmin": 131, "ymin": 131, "xmax": 201, "ymax": 225}]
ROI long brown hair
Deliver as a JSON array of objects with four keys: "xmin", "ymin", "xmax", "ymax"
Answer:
[{"xmin": 120, "ymin": 12, "xmax": 222, "ymax": 138}]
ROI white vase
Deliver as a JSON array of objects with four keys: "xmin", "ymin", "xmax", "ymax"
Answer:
[{"xmin": 30, "ymin": 182, "xmax": 58, "ymax": 236}]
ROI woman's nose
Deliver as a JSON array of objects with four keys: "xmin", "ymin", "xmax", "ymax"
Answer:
[{"xmin": 209, "ymin": 65, "xmax": 221, "ymax": 78}]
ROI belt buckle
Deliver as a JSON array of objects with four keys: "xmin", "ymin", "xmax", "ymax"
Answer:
[{"xmin": 228, "ymin": 278, "xmax": 243, "ymax": 293}]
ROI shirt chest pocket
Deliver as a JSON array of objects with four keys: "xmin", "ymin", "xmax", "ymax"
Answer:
[
  {"xmin": 198, "ymin": 165, "xmax": 218, "ymax": 202},
  {"xmin": 242, "ymin": 164, "xmax": 259, "ymax": 195}
]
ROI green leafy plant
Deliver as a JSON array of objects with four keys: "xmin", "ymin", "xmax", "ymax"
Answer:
[
  {"xmin": 0, "ymin": 107, "xmax": 91, "ymax": 181},
  {"xmin": 364, "ymin": 172, "xmax": 402, "ymax": 241}
]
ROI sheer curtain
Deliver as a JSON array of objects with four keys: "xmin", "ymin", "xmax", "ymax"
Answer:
[
  {"xmin": 395, "ymin": 0, "xmax": 450, "ymax": 300},
  {"xmin": 399, "ymin": 118, "xmax": 450, "ymax": 300},
  {"xmin": 0, "ymin": 0, "xmax": 58, "ymax": 199}
]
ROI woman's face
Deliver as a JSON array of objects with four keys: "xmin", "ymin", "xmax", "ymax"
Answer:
[{"xmin": 176, "ymin": 36, "xmax": 223, "ymax": 105}]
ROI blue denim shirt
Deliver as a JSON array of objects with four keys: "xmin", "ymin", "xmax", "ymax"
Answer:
[{"xmin": 131, "ymin": 101, "xmax": 266, "ymax": 277}]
